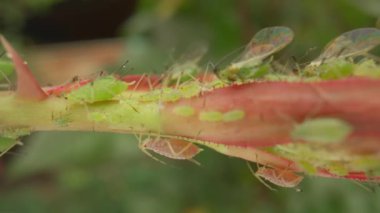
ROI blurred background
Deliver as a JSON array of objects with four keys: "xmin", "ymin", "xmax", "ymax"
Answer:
[{"xmin": 1, "ymin": 0, "xmax": 380, "ymax": 212}]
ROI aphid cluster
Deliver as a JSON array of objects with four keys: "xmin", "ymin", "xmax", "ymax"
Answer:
[{"xmin": 1, "ymin": 27, "xmax": 380, "ymax": 190}]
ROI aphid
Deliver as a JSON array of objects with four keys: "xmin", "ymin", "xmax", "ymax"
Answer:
[
  {"xmin": 138, "ymin": 136, "xmax": 202, "ymax": 165},
  {"xmin": 65, "ymin": 76, "xmax": 128, "ymax": 103},
  {"xmin": 162, "ymin": 46, "xmax": 207, "ymax": 87},
  {"xmin": 310, "ymin": 28, "xmax": 380, "ymax": 66},
  {"xmin": 255, "ymin": 166, "xmax": 304, "ymax": 188},
  {"xmin": 217, "ymin": 26, "xmax": 294, "ymax": 82},
  {"xmin": 291, "ymin": 117, "xmax": 353, "ymax": 144}
]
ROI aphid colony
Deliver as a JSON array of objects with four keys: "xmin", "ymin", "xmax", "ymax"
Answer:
[{"xmin": 1, "ymin": 27, "xmax": 380, "ymax": 190}]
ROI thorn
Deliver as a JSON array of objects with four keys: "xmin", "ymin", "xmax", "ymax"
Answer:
[{"xmin": 0, "ymin": 35, "xmax": 47, "ymax": 101}]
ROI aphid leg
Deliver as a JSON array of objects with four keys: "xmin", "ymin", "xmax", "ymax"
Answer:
[
  {"xmin": 146, "ymin": 74, "xmax": 154, "ymax": 91},
  {"xmin": 203, "ymin": 61, "xmax": 213, "ymax": 82},
  {"xmin": 114, "ymin": 59, "xmax": 129, "ymax": 75},
  {"xmin": 174, "ymin": 71, "xmax": 182, "ymax": 90},
  {"xmin": 291, "ymin": 56, "xmax": 302, "ymax": 74},
  {"xmin": 186, "ymin": 71, "xmax": 199, "ymax": 82},
  {"xmin": 132, "ymin": 73, "xmax": 147, "ymax": 91}
]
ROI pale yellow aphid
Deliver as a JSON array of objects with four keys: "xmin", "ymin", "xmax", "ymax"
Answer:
[
  {"xmin": 199, "ymin": 110, "xmax": 223, "ymax": 122},
  {"xmin": 222, "ymin": 110, "xmax": 245, "ymax": 122},
  {"xmin": 173, "ymin": 105, "xmax": 195, "ymax": 117}
]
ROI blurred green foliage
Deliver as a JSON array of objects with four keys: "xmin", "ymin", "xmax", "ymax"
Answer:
[{"xmin": 1, "ymin": 0, "xmax": 380, "ymax": 212}]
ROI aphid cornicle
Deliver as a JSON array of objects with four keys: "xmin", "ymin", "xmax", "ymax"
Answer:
[{"xmin": 217, "ymin": 26, "xmax": 294, "ymax": 82}]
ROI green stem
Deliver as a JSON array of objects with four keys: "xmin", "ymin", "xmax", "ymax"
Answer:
[{"xmin": 0, "ymin": 91, "xmax": 162, "ymax": 136}]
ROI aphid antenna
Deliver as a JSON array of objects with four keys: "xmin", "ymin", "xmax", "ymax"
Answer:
[
  {"xmin": 113, "ymin": 59, "xmax": 129, "ymax": 75},
  {"xmin": 203, "ymin": 61, "xmax": 215, "ymax": 79},
  {"xmin": 215, "ymin": 44, "xmax": 247, "ymax": 71}
]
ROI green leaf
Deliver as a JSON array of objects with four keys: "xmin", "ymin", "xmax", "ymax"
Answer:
[{"xmin": 0, "ymin": 136, "xmax": 18, "ymax": 156}]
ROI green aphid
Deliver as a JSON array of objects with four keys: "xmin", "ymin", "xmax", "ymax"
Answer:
[
  {"xmin": 353, "ymin": 59, "xmax": 380, "ymax": 78},
  {"xmin": 0, "ymin": 136, "xmax": 18, "ymax": 156},
  {"xmin": 291, "ymin": 117, "xmax": 353, "ymax": 144},
  {"xmin": 139, "ymin": 90, "xmax": 161, "ymax": 102},
  {"xmin": 66, "ymin": 76, "xmax": 128, "ymax": 103},
  {"xmin": 217, "ymin": 26, "xmax": 294, "ymax": 82},
  {"xmin": 161, "ymin": 88, "xmax": 182, "ymax": 102},
  {"xmin": 222, "ymin": 64, "xmax": 271, "ymax": 82},
  {"xmin": 199, "ymin": 111, "xmax": 223, "ymax": 122},
  {"xmin": 139, "ymin": 88, "xmax": 182, "ymax": 103},
  {"xmin": 173, "ymin": 106, "xmax": 195, "ymax": 117},
  {"xmin": 223, "ymin": 110, "xmax": 245, "ymax": 122},
  {"xmin": 318, "ymin": 60, "xmax": 354, "ymax": 80},
  {"xmin": 164, "ymin": 64, "xmax": 199, "ymax": 86},
  {"xmin": 178, "ymin": 82, "xmax": 201, "ymax": 98},
  {"xmin": 0, "ymin": 59, "xmax": 13, "ymax": 81}
]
